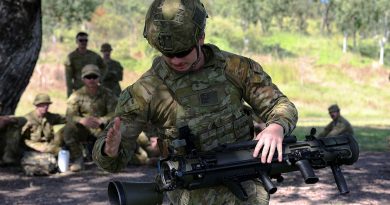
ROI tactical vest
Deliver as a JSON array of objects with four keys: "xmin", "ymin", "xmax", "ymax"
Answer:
[{"xmin": 154, "ymin": 45, "xmax": 253, "ymax": 152}]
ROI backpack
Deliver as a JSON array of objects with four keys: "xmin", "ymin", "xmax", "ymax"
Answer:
[{"xmin": 21, "ymin": 151, "xmax": 57, "ymax": 176}]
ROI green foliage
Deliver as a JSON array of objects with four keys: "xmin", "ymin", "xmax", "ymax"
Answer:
[{"xmin": 42, "ymin": 0, "xmax": 103, "ymax": 35}]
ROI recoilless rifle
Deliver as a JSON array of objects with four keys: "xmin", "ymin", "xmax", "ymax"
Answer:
[{"xmin": 107, "ymin": 128, "xmax": 359, "ymax": 205}]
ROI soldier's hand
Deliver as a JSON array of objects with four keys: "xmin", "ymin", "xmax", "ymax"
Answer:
[
  {"xmin": 0, "ymin": 116, "xmax": 16, "ymax": 128},
  {"xmin": 79, "ymin": 117, "xmax": 100, "ymax": 129},
  {"xmin": 253, "ymin": 123, "xmax": 284, "ymax": 163},
  {"xmin": 104, "ymin": 117, "xmax": 122, "ymax": 157}
]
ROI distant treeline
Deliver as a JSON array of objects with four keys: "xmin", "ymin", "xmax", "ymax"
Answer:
[{"xmin": 42, "ymin": 0, "xmax": 390, "ymax": 65}]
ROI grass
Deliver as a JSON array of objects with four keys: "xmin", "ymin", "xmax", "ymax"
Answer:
[
  {"xmin": 15, "ymin": 30, "xmax": 390, "ymax": 153},
  {"xmin": 292, "ymin": 125, "xmax": 390, "ymax": 152}
]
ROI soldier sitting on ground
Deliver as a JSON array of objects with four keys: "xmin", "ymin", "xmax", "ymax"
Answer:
[
  {"xmin": 0, "ymin": 102, "xmax": 27, "ymax": 166},
  {"xmin": 20, "ymin": 94, "xmax": 67, "ymax": 175},
  {"xmin": 100, "ymin": 43, "xmax": 124, "ymax": 97},
  {"xmin": 62, "ymin": 64, "xmax": 117, "ymax": 172},
  {"xmin": 318, "ymin": 104, "xmax": 354, "ymax": 138}
]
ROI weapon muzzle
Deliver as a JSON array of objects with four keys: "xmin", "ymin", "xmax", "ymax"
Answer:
[{"xmin": 108, "ymin": 181, "xmax": 163, "ymax": 205}]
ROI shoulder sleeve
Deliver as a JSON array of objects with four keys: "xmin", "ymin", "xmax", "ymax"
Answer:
[
  {"xmin": 94, "ymin": 83, "xmax": 150, "ymax": 172},
  {"xmin": 225, "ymin": 55, "xmax": 298, "ymax": 135},
  {"xmin": 48, "ymin": 113, "xmax": 67, "ymax": 125}
]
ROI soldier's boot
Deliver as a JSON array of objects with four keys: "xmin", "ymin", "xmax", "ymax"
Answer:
[
  {"xmin": 70, "ymin": 157, "xmax": 84, "ymax": 172},
  {"xmin": 67, "ymin": 142, "xmax": 84, "ymax": 172}
]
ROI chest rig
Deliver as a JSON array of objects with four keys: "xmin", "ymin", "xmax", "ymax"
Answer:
[{"xmin": 154, "ymin": 45, "xmax": 253, "ymax": 152}]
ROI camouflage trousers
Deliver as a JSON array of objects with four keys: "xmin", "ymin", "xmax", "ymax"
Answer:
[
  {"xmin": 24, "ymin": 128, "xmax": 64, "ymax": 155},
  {"xmin": 62, "ymin": 122, "xmax": 99, "ymax": 160},
  {"xmin": 0, "ymin": 126, "xmax": 23, "ymax": 164},
  {"xmin": 167, "ymin": 180, "xmax": 269, "ymax": 205}
]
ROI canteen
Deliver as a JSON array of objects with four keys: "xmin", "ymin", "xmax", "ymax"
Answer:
[{"xmin": 58, "ymin": 147, "xmax": 70, "ymax": 172}]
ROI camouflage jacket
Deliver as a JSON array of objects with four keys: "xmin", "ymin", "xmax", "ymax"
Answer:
[
  {"xmin": 93, "ymin": 44, "xmax": 298, "ymax": 172},
  {"xmin": 22, "ymin": 111, "xmax": 66, "ymax": 143},
  {"xmin": 102, "ymin": 59, "xmax": 123, "ymax": 97},
  {"xmin": 64, "ymin": 49, "xmax": 106, "ymax": 97},
  {"xmin": 66, "ymin": 86, "xmax": 118, "ymax": 127},
  {"xmin": 318, "ymin": 115, "xmax": 354, "ymax": 138}
]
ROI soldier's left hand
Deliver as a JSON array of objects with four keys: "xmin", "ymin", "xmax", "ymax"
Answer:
[{"xmin": 253, "ymin": 123, "xmax": 284, "ymax": 163}]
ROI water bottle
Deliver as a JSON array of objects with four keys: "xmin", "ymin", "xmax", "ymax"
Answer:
[{"xmin": 58, "ymin": 146, "xmax": 70, "ymax": 173}]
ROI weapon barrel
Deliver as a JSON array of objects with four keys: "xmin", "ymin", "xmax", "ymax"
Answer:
[{"xmin": 107, "ymin": 181, "xmax": 163, "ymax": 205}]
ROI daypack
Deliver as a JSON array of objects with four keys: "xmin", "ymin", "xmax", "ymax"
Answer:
[{"xmin": 21, "ymin": 151, "xmax": 57, "ymax": 176}]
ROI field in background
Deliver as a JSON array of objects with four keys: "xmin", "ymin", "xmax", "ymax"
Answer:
[{"xmin": 16, "ymin": 31, "xmax": 390, "ymax": 152}]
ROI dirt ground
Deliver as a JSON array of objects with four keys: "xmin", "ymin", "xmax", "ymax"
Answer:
[{"xmin": 0, "ymin": 152, "xmax": 389, "ymax": 205}]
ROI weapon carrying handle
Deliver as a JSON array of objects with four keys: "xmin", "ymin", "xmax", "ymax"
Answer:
[
  {"xmin": 331, "ymin": 165, "xmax": 350, "ymax": 195},
  {"xmin": 296, "ymin": 159, "xmax": 319, "ymax": 184}
]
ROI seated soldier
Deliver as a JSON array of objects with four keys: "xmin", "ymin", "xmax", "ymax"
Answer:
[
  {"xmin": 318, "ymin": 104, "xmax": 354, "ymax": 138},
  {"xmin": 20, "ymin": 94, "xmax": 67, "ymax": 175},
  {"xmin": 0, "ymin": 102, "xmax": 27, "ymax": 166},
  {"xmin": 63, "ymin": 64, "xmax": 117, "ymax": 172},
  {"xmin": 22, "ymin": 94, "xmax": 66, "ymax": 154}
]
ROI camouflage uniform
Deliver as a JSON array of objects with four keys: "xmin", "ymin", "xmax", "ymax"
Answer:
[
  {"xmin": 93, "ymin": 44, "xmax": 298, "ymax": 204},
  {"xmin": 94, "ymin": 1, "xmax": 297, "ymax": 204},
  {"xmin": 64, "ymin": 49, "xmax": 106, "ymax": 97},
  {"xmin": 0, "ymin": 116, "xmax": 26, "ymax": 165},
  {"xmin": 101, "ymin": 43, "xmax": 124, "ymax": 97},
  {"xmin": 63, "ymin": 85, "xmax": 117, "ymax": 160},
  {"xmin": 317, "ymin": 116, "xmax": 354, "ymax": 138},
  {"xmin": 22, "ymin": 111, "xmax": 66, "ymax": 154}
]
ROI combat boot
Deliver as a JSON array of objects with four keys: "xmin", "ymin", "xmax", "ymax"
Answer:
[{"xmin": 69, "ymin": 157, "xmax": 84, "ymax": 172}]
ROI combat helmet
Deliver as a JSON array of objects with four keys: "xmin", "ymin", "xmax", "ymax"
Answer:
[
  {"xmin": 143, "ymin": 0, "xmax": 208, "ymax": 56},
  {"xmin": 328, "ymin": 104, "xmax": 340, "ymax": 113},
  {"xmin": 101, "ymin": 43, "xmax": 112, "ymax": 52},
  {"xmin": 33, "ymin": 93, "xmax": 52, "ymax": 106}
]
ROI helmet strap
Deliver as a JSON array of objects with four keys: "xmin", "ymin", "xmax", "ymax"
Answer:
[{"xmin": 189, "ymin": 43, "xmax": 202, "ymax": 71}]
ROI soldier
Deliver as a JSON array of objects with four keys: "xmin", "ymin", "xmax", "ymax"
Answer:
[
  {"xmin": 0, "ymin": 102, "xmax": 26, "ymax": 165},
  {"xmin": 65, "ymin": 32, "xmax": 106, "ymax": 97},
  {"xmin": 317, "ymin": 104, "xmax": 354, "ymax": 138},
  {"xmin": 63, "ymin": 64, "xmax": 117, "ymax": 172},
  {"xmin": 20, "ymin": 94, "xmax": 67, "ymax": 175},
  {"xmin": 22, "ymin": 93, "xmax": 66, "ymax": 155},
  {"xmin": 100, "ymin": 43, "xmax": 124, "ymax": 97},
  {"xmin": 93, "ymin": 0, "xmax": 297, "ymax": 204}
]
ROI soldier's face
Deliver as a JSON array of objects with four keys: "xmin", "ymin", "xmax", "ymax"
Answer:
[
  {"xmin": 101, "ymin": 50, "xmax": 111, "ymax": 59},
  {"xmin": 36, "ymin": 103, "xmax": 50, "ymax": 116},
  {"xmin": 162, "ymin": 37, "xmax": 205, "ymax": 73},
  {"xmin": 77, "ymin": 36, "xmax": 88, "ymax": 49},
  {"xmin": 329, "ymin": 111, "xmax": 339, "ymax": 120},
  {"xmin": 82, "ymin": 75, "xmax": 100, "ymax": 88},
  {"xmin": 162, "ymin": 47, "xmax": 197, "ymax": 72}
]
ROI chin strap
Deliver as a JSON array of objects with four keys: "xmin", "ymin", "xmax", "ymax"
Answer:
[{"xmin": 188, "ymin": 43, "xmax": 202, "ymax": 72}]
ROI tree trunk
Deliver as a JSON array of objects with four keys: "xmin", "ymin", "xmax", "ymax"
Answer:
[
  {"xmin": 379, "ymin": 38, "xmax": 385, "ymax": 66},
  {"xmin": 0, "ymin": 0, "xmax": 42, "ymax": 115},
  {"xmin": 343, "ymin": 32, "xmax": 348, "ymax": 53}
]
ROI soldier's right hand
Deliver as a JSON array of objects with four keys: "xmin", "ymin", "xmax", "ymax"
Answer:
[
  {"xmin": 104, "ymin": 117, "xmax": 122, "ymax": 157},
  {"xmin": 79, "ymin": 117, "xmax": 101, "ymax": 129}
]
